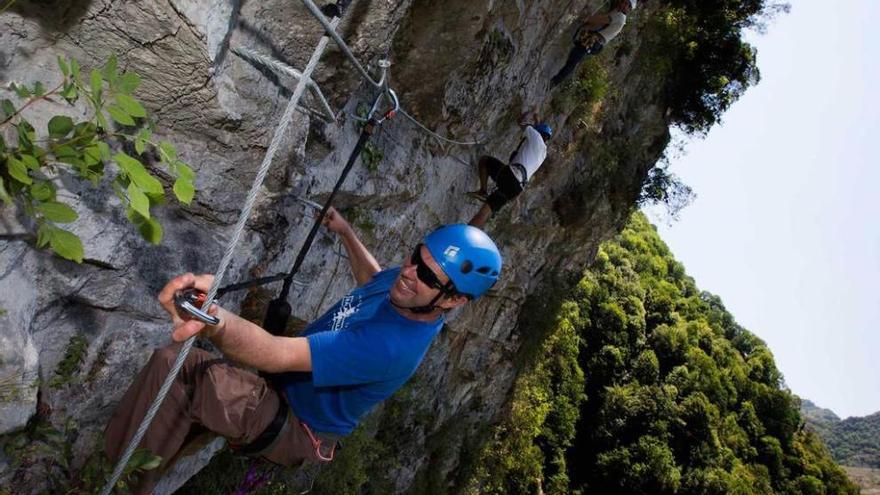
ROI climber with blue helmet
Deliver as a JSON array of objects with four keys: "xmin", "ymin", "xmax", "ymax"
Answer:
[
  {"xmin": 550, "ymin": 0, "xmax": 638, "ymax": 87},
  {"xmin": 104, "ymin": 208, "xmax": 502, "ymax": 493},
  {"xmin": 467, "ymin": 112, "xmax": 552, "ymax": 228}
]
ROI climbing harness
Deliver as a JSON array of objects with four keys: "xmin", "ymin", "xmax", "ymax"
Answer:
[{"xmin": 102, "ymin": 1, "xmax": 484, "ymax": 492}]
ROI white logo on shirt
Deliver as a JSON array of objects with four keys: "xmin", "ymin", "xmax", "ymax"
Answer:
[{"xmin": 331, "ymin": 295, "xmax": 359, "ymax": 331}]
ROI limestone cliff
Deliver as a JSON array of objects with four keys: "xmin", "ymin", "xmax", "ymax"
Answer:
[{"xmin": 2, "ymin": 0, "xmax": 687, "ymax": 492}]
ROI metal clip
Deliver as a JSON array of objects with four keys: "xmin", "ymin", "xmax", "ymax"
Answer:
[{"xmin": 174, "ymin": 289, "xmax": 221, "ymax": 326}]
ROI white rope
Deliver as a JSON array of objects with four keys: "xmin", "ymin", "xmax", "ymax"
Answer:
[
  {"xmin": 99, "ymin": 18, "xmax": 340, "ymax": 495},
  {"xmin": 232, "ymin": 46, "xmax": 336, "ymax": 122}
]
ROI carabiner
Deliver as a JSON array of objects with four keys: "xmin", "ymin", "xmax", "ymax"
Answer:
[{"xmin": 174, "ymin": 289, "xmax": 221, "ymax": 326}]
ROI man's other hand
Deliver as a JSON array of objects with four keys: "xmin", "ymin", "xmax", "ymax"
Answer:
[{"xmin": 321, "ymin": 207, "xmax": 352, "ymax": 235}]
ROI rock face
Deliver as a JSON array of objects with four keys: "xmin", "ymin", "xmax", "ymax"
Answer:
[{"xmin": 0, "ymin": 0, "xmax": 670, "ymax": 492}]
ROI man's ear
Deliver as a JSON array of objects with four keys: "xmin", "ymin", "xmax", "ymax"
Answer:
[{"xmin": 439, "ymin": 293, "xmax": 469, "ymax": 310}]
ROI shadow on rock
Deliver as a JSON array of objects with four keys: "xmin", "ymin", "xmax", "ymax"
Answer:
[{"xmin": 5, "ymin": 0, "xmax": 95, "ymax": 34}]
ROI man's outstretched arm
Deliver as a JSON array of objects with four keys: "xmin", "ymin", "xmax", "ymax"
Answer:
[
  {"xmin": 323, "ymin": 207, "xmax": 381, "ymax": 286},
  {"xmin": 159, "ymin": 273, "xmax": 312, "ymax": 373}
]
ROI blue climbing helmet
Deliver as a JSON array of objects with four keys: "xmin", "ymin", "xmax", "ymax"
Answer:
[
  {"xmin": 423, "ymin": 224, "xmax": 502, "ymax": 299},
  {"xmin": 534, "ymin": 123, "xmax": 553, "ymax": 139}
]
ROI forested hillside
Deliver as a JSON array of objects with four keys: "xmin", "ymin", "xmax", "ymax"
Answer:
[
  {"xmin": 802, "ymin": 400, "xmax": 880, "ymax": 469},
  {"xmin": 469, "ymin": 213, "xmax": 857, "ymax": 494}
]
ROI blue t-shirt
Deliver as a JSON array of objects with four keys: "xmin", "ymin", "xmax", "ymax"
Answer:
[{"xmin": 280, "ymin": 268, "xmax": 443, "ymax": 435}]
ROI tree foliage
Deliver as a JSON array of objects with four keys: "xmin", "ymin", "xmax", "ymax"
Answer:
[
  {"xmin": 0, "ymin": 55, "xmax": 196, "ymax": 262},
  {"xmin": 469, "ymin": 213, "xmax": 857, "ymax": 494},
  {"xmin": 645, "ymin": 0, "xmax": 790, "ymax": 134}
]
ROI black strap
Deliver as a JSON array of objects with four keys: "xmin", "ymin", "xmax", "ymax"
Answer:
[
  {"xmin": 234, "ymin": 394, "xmax": 289, "ymax": 455},
  {"xmin": 508, "ymin": 135, "xmax": 527, "ymax": 163},
  {"xmin": 510, "ymin": 163, "xmax": 529, "ymax": 188},
  {"xmin": 216, "ymin": 118, "xmax": 379, "ymax": 338}
]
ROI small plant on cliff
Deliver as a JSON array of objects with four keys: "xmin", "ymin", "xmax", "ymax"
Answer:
[
  {"xmin": 0, "ymin": 55, "xmax": 196, "ymax": 263},
  {"xmin": 2, "ymin": 417, "xmax": 161, "ymax": 494},
  {"xmin": 49, "ymin": 333, "xmax": 89, "ymax": 389}
]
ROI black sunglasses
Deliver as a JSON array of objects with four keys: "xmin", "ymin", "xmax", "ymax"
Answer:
[{"xmin": 410, "ymin": 244, "xmax": 451, "ymax": 293}]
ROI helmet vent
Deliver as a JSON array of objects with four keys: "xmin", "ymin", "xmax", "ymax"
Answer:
[
  {"xmin": 460, "ymin": 260, "xmax": 473, "ymax": 274},
  {"xmin": 476, "ymin": 266, "xmax": 491, "ymax": 274}
]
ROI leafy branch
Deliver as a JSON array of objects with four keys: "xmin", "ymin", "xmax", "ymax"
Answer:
[{"xmin": 0, "ymin": 55, "xmax": 197, "ymax": 262}]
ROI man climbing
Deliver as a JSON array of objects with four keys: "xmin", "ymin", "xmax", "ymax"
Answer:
[
  {"xmin": 104, "ymin": 208, "xmax": 502, "ymax": 493},
  {"xmin": 549, "ymin": 0, "xmax": 637, "ymax": 87},
  {"xmin": 467, "ymin": 117, "xmax": 552, "ymax": 228}
]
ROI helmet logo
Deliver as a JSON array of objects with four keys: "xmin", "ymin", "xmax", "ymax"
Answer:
[{"xmin": 444, "ymin": 245, "xmax": 460, "ymax": 259}]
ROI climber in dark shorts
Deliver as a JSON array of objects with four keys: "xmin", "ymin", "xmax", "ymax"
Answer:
[{"xmin": 467, "ymin": 119, "xmax": 552, "ymax": 228}]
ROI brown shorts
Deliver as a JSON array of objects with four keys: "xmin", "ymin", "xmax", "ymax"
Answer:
[{"xmin": 105, "ymin": 343, "xmax": 324, "ymax": 494}]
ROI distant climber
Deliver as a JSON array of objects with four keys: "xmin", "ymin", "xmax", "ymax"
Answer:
[
  {"xmin": 550, "ymin": 0, "xmax": 637, "ymax": 87},
  {"xmin": 103, "ymin": 207, "xmax": 502, "ymax": 494},
  {"xmin": 467, "ymin": 116, "xmax": 552, "ymax": 228}
]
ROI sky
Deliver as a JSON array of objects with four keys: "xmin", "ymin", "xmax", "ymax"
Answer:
[{"xmin": 645, "ymin": 0, "xmax": 880, "ymax": 419}]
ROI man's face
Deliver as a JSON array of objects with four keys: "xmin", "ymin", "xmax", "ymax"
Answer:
[{"xmin": 390, "ymin": 244, "xmax": 464, "ymax": 311}]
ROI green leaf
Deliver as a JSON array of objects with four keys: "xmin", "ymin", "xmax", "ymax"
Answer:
[
  {"xmin": 103, "ymin": 54, "xmax": 118, "ymax": 85},
  {"xmin": 134, "ymin": 128, "xmax": 151, "ymax": 155},
  {"xmin": 114, "ymin": 152, "xmax": 163, "ymax": 195},
  {"xmin": 95, "ymin": 110, "xmax": 109, "ymax": 131},
  {"xmin": 12, "ymin": 83, "xmax": 31, "ymax": 98},
  {"xmin": 90, "ymin": 69, "xmax": 103, "ymax": 103},
  {"xmin": 97, "ymin": 142, "xmax": 111, "ymax": 161},
  {"xmin": 48, "ymin": 226, "xmax": 84, "ymax": 263},
  {"xmin": 139, "ymin": 454, "xmax": 162, "ymax": 471},
  {"xmin": 61, "ymin": 82, "xmax": 78, "ymax": 104},
  {"xmin": 20, "ymin": 154, "xmax": 39, "ymax": 170},
  {"xmin": 48, "ymin": 116, "xmax": 74, "ymax": 138},
  {"xmin": 107, "ymin": 105, "xmax": 135, "ymax": 126},
  {"xmin": 38, "ymin": 201, "xmax": 78, "ymax": 223},
  {"xmin": 30, "ymin": 181, "xmax": 55, "ymax": 201},
  {"xmin": 158, "ymin": 141, "xmax": 177, "ymax": 161},
  {"xmin": 83, "ymin": 144, "xmax": 101, "ymax": 165},
  {"xmin": 54, "ymin": 145, "xmax": 78, "ymax": 161},
  {"xmin": 173, "ymin": 177, "xmax": 194, "ymax": 204},
  {"xmin": 57, "ymin": 56, "xmax": 70, "ymax": 77},
  {"xmin": 1, "ymin": 99, "xmax": 14, "ymax": 119},
  {"xmin": 16, "ymin": 121, "xmax": 36, "ymax": 148},
  {"xmin": 0, "ymin": 177, "xmax": 10, "ymax": 204},
  {"xmin": 70, "ymin": 58, "xmax": 81, "ymax": 85},
  {"xmin": 117, "ymin": 72, "xmax": 141, "ymax": 94},
  {"xmin": 0, "ymin": 135, "xmax": 5, "ymax": 153},
  {"xmin": 126, "ymin": 209, "xmax": 163, "ymax": 244},
  {"xmin": 134, "ymin": 137, "xmax": 145, "ymax": 155},
  {"xmin": 127, "ymin": 182, "xmax": 150, "ymax": 219},
  {"xmin": 7, "ymin": 157, "xmax": 32, "ymax": 184},
  {"xmin": 175, "ymin": 161, "xmax": 195, "ymax": 181},
  {"xmin": 32, "ymin": 81, "xmax": 45, "ymax": 97},
  {"xmin": 36, "ymin": 223, "xmax": 51, "ymax": 248},
  {"xmin": 115, "ymin": 94, "xmax": 146, "ymax": 118}
]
